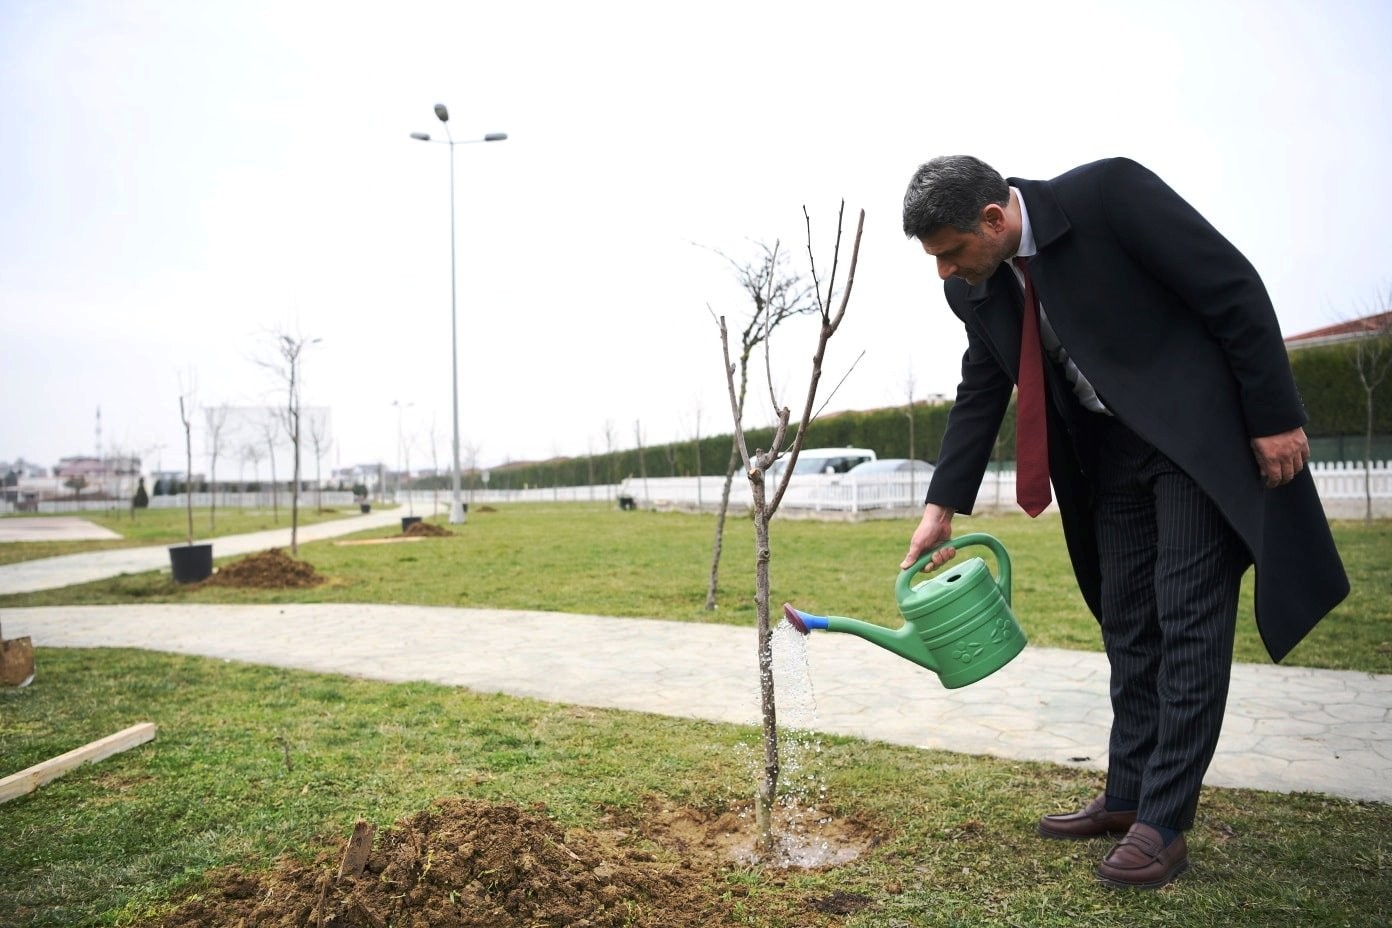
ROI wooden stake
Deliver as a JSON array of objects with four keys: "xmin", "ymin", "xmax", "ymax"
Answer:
[
  {"xmin": 337, "ymin": 820, "xmax": 376, "ymax": 879},
  {"xmin": 0, "ymin": 722, "xmax": 156, "ymax": 804}
]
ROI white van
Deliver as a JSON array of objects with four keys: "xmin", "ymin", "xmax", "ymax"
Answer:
[{"xmin": 767, "ymin": 447, "xmax": 877, "ymax": 480}]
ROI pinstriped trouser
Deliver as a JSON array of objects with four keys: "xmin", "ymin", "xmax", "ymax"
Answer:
[{"xmin": 1093, "ymin": 418, "xmax": 1249, "ymax": 831}]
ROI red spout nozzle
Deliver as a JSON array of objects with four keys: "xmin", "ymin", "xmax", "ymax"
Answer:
[{"xmin": 782, "ymin": 602, "xmax": 810, "ymax": 635}]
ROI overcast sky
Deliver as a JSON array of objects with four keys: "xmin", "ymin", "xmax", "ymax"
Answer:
[{"xmin": 3, "ymin": 0, "xmax": 1389, "ymax": 478}]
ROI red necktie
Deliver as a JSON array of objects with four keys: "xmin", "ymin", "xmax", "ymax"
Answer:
[{"xmin": 1013, "ymin": 256, "xmax": 1051, "ymax": 517}]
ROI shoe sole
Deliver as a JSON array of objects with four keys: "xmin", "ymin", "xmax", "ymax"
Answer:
[
  {"xmin": 1094, "ymin": 857, "xmax": 1190, "ymax": 890},
  {"xmin": 1037, "ymin": 822, "xmax": 1133, "ymax": 841}
]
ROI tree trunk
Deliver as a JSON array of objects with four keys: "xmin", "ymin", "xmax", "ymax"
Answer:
[
  {"xmin": 1365, "ymin": 385, "xmax": 1375, "ymax": 527},
  {"xmin": 705, "ymin": 441, "xmax": 740, "ymax": 610},
  {"xmin": 749, "ymin": 471, "xmax": 779, "ymax": 856}
]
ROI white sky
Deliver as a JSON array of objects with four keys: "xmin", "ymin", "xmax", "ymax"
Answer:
[{"xmin": 3, "ymin": 0, "xmax": 1389, "ymax": 477}]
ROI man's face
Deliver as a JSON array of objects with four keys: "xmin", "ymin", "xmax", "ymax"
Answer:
[{"xmin": 918, "ymin": 218, "xmax": 1011, "ymax": 286}]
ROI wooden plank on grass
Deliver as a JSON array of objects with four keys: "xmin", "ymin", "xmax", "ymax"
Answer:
[{"xmin": 0, "ymin": 722, "xmax": 157, "ymax": 804}]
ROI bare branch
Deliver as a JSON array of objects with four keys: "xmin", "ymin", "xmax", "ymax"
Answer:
[
  {"xmin": 767, "ymin": 205, "xmax": 865, "ymax": 515},
  {"xmin": 718, "ymin": 314, "xmax": 753, "ymax": 475}
]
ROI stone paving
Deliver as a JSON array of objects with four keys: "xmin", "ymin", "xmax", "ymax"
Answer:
[
  {"xmin": 0, "ymin": 506, "xmax": 412, "ymax": 594},
  {"xmin": 5, "ymin": 602, "xmax": 1389, "ymax": 804}
]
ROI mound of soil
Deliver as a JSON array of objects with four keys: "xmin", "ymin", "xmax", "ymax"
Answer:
[
  {"xmin": 401, "ymin": 521, "xmax": 454, "ymax": 538},
  {"xmin": 149, "ymin": 799, "xmax": 744, "ymax": 928},
  {"xmin": 199, "ymin": 548, "xmax": 325, "ymax": 589}
]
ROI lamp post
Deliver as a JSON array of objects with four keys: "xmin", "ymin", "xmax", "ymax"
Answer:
[{"xmin": 411, "ymin": 103, "xmax": 508, "ymax": 524}]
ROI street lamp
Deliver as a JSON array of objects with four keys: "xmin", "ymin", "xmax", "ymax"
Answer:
[{"xmin": 410, "ymin": 102, "xmax": 508, "ymax": 525}]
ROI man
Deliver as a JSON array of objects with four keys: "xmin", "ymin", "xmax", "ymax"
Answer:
[{"xmin": 900, "ymin": 156, "xmax": 1348, "ymax": 889}]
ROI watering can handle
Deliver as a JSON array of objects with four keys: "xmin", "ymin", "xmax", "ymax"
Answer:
[{"xmin": 896, "ymin": 532, "xmax": 1012, "ymax": 606}]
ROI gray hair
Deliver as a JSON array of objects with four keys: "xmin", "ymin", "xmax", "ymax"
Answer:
[{"xmin": 902, "ymin": 156, "xmax": 1009, "ymax": 239}]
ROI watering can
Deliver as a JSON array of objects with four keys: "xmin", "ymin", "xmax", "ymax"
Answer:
[{"xmin": 783, "ymin": 533, "xmax": 1025, "ymax": 689}]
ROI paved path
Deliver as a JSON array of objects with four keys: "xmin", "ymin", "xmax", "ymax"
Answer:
[
  {"xmin": 5, "ymin": 603, "xmax": 1389, "ymax": 804},
  {"xmin": 0, "ymin": 506, "xmax": 414, "ymax": 594}
]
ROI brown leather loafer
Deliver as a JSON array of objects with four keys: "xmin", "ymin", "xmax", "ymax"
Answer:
[
  {"xmin": 1095, "ymin": 823, "xmax": 1190, "ymax": 889},
  {"xmin": 1037, "ymin": 794, "xmax": 1138, "ymax": 840}
]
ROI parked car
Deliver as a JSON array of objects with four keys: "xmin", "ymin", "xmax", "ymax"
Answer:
[
  {"xmin": 846, "ymin": 458, "xmax": 935, "ymax": 478},
  {"xmin": 768, "ymin": 447, "xmax": 877, "ymax": 480}
]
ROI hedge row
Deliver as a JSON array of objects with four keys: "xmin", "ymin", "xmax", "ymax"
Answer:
[{"xmin": 473, "ymin": 340, "xmax": 1389, "ymax": 491}]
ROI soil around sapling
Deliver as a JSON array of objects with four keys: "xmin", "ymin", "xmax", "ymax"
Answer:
[{"xmin": 142, "ymin": 797, "xmax": 880, "ymax": 927}]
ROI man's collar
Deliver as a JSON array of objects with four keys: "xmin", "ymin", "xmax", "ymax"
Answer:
[{"xmin": 1013, "ymin": 187, "xmax": 1037, "ymax": 260}]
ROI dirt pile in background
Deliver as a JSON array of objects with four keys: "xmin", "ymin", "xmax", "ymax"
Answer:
[
  {"xmin": 199, "ymin": 548, "xmax": 325, "ymax": 589},
  {"xmin": 402, "ymin": 521, "xmax": 454, "ymax": 538}
]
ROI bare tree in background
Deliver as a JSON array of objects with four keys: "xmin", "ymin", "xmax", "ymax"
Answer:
[
  {"xmin": 307, "ymin": 409, "xmax": 332, "ymax": 515},
  {"xmin": 241, "ymin": 442, "xmax": 263, "ymax": 499},
  {"xmin": 717, "ymin": 204, "xmax": 864, "ymax": 856},
  {"xmin": 258, "ymin": 331, "xmax": 320, "ymax": 554},
  {"xmin": 1341, "ymin": 292, "xmax": 1392, "ymax": 525},
  {"xmin": 603, "ymin": 420, "xmax": 618, "ymax": 498},
  {"xmin": 427, "ymin": 416, "xmax": 441, "ymax": 516},
  {"xmin": 903, "ymin": 370, "xmax": 919, "ymax": 505},
  {"xmin": 177, "ymin": 374, "xmax": 197, "ymax": 547},
  {"xmin": 705, "ymin": 240, "xmax": 818, "ymax": 611},
  {"xmin": 255, "ymin": 415, "xmax": 281, "ymax": 523},
  {"xmin": 633, "ymin": 420, "xmax": 650, "ymax": 504},
  {"xmin": 204, "ymin": 404, "xmax": 231, "ymax": 531}
]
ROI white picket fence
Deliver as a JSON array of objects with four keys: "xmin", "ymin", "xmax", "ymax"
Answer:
[
  {"xmin": 617, "ymin": 461, "xmax": 1392, "ymax": 518},
  {"xmin": 5, "ymin": 462, "xmax": 1388, "ymax": 518}
]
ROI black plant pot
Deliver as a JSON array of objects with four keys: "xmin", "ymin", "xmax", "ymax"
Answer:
[
  {"xmin": 169, "ymin": 543, "xmax": 214, "ymax": 584},
  {"xmin": 401, "ymin": 516, "xmax": 422, "ymax": 532}
]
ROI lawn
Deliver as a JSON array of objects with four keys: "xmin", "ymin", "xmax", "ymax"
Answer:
[
  {"xmin": 2, "ymin": 504, "xmax": 1388, "ymax": 673},
  {"xmin": 1, "ymin": 649, "xmax": 1387, "ymax": 927},
  {"xmin": 1, "ymin": 503, "xmax": 1388, "ymax": 926}
]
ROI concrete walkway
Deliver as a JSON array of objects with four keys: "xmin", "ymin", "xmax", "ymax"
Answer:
[
  {"xmin": 2, "ymin": 511, "xmax": 1388, "ymax": 805},
  {"xmin": 4, "ymin": 602, "xmax": 1389, "ymax": 804},
  {"xmin": 0, "ymin": 505, "xmax": 413, "ymax": 594}
]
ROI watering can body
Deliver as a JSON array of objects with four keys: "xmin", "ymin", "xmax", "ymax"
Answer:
[{"xmin": 784, "ymin": 533, "xmax": 1026, "ymax": 688}]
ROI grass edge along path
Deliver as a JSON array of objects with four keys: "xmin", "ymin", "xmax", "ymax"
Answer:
[
  {"xmin": 1, "ymin": 505, "xmax": 1387, "ymax": 674},
  {"xmin": 1, "ymin": 649, "xmax": 1388, "ymax": 928}
]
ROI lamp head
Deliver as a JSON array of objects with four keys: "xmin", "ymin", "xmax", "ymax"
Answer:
[
  {"xmin": 409, "ymin": 132, "xmax": 431, "ymax": 141},
  {"xmin": 434, "ymin": 103, "xmax": 449, "ymax": 123},
  {"xmin": 484, "ymin": 132, "xmax": 508, "ymax": 142}
]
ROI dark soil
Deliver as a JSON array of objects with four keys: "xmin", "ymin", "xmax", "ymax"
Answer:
[
  {"xmin": 400, "ymin": 522, "xmax": 454, "ymax": 538},
  {"xmin": 198, "ymin": 548, "xmax": 326, "ymax": 589},
  {"xmin": 144, "ymin": 798, "xmax": 877, "ymax": 927}
]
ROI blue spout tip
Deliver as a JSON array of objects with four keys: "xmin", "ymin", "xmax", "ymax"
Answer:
[{"xmin": 782, "ymin": 603, "xmax": 829, "ymax": 634}]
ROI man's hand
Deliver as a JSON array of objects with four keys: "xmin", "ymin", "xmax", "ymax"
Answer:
[
  {"xmin": 1251, "ymin": 427, "xmax": 1310, "ymax": 488},
  {"xmin": 901, "ymin": 504, "xmax": 957, "ymax": 571}
]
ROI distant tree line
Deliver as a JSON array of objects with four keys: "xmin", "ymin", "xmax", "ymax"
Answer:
[{"xmin": 440, "ymin": 344, "xmax": 1390, "ymax": 492}]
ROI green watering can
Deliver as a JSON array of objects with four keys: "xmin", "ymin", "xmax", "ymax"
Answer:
[{"xmin": 783, "ymin": 533, "xmax": 1026, "ymax": 689}]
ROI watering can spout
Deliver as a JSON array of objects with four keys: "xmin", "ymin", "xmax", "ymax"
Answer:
[{"xmin": 782, "ymin": 603, "xmax": 941, "ymax": 674}]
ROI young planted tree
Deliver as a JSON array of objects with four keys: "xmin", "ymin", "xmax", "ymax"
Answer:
[
  {"xmin": 716, "ymin": 204, "xmax": 864, "ymax": 855},
  {"xmin": 307, "ymin": 409, "xmax": 333, "ymax": 516},
  {"xmin": 705, "ymin": 240, "xmax": 818, "ymax": 611},
  {"xmin": 203, "ymin": 404, "xmax": 231, "ymax": 531},
  {"xmin": 177, "ymin": 384, "xmax": 197, "ymax": 547},
  {"xmin": 258, "ymin": 332, "xmax": 320, "ymax": 555},
  {"xmin": 1342, "ymin": 294, "xmax": 1392, "ymax": 525}
]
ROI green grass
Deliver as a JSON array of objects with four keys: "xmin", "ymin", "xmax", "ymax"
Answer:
[
  {"xmin": 2, "ymin": 504, "xmax": 1387, "ymax": 673},
  {"xmin": 1, "ymin": 649, "xmax": 1387, "ymax": 928},
  {"xmin": 0, "ymin": 505, "xmax": 368, "ymax": 566}
]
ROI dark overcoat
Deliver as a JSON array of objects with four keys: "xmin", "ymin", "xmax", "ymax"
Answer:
[{"xmin": 925, "ymin": 157, "xmax": 1348, "ymax": 662}]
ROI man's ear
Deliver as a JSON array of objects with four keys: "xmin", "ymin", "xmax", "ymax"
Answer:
[{"xmin": 979, "ymin": 202, "xmax": 1007, "ymax": 233}]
